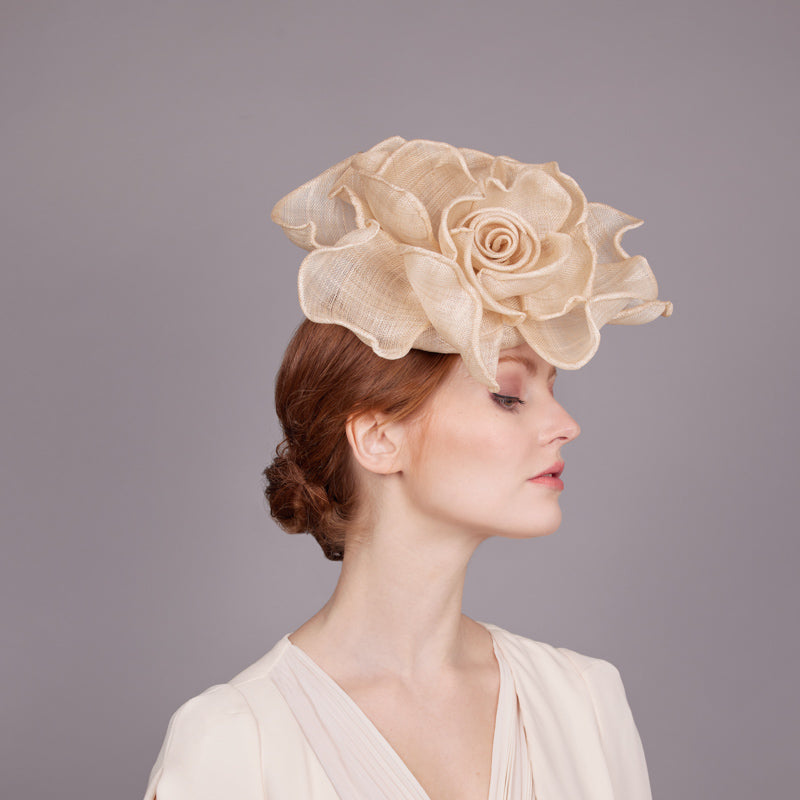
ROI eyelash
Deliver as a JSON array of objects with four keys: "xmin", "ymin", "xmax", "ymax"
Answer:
[
  {"xmin": 491, "ymin": 382, "xmax": 556, "ymax": 412},
  {"xmin": 491, "ymin": 393, "xmax": 526, "ymax": 411}
]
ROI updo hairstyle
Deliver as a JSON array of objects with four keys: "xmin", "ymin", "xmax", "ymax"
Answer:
[{"xmin": 264, "ymin": 319, "xmax": 458, "ymax": 560}]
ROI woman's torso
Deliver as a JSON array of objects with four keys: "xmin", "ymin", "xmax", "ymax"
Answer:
[{"xmin": 143, "ymin": 621, "xmax": 651, "ymax": 800}]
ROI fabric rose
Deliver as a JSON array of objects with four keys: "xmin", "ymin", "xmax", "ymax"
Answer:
[{"xmin": 272, "ymin": 136, "xmax": 673, "ymax": 391}]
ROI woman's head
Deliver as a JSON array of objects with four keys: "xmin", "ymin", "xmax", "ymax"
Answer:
[
  {"xmin": 372, "ymin": 341, "xmax": 581, "ymax": 545},
  {"xmin": 265, "ymin": 320, "xmax": 581, "ymax": 560},
  {"xmin": 264, "ymin": 319, "xmax": 458, "ymax": 560}
]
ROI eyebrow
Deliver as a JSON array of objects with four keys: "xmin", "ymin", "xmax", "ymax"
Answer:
[{"xmin": 498, "ymin": 354, "xmax": 558, "ymax": 380}]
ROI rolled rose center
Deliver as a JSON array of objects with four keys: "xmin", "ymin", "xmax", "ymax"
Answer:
[{"xmin": 461, "ymin": 208, "xmax": 540, "ymax": 273}]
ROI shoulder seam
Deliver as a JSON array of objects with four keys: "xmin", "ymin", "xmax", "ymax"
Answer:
[
  {"xmin": 147, "ymin": 684, "xmax": 229, "ymax": 796},
  {"xmin": 562, "ymin": 650, "xmax": 611, "ymax": 752},
  {"xmin": 227, "ymin": 682, "xmax": 268, "ymax": 799},
  {"xmin": 560, "ymin": 647, "xmax": 597, "ymax": 676}
]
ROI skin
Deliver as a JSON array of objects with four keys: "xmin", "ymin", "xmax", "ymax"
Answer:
[{"xmin": 289, "ymin": 341, "xmax": 581, "ymax": 800}]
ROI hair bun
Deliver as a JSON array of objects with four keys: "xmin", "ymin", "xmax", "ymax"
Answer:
[{"xmin": 264, "ymin": 444, "xmax": 344, "ymax": 560}]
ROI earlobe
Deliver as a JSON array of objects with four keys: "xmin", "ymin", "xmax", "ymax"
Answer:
[{"xmin": 345, "ymin": 412, "xmax": 404, "ymax": 475}]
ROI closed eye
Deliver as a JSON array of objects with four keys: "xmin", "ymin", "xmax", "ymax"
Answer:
[{"xmin": 491, "ymin": 393, "xmax": 526, "ymax": 411}]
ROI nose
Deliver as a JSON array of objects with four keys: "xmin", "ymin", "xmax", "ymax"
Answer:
[{"xmin": 540, "ymin": 396, "xmax": 581, "ymax": 446}]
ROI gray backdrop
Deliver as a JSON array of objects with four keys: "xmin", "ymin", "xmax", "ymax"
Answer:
[{"xmin": 2, "ymin": 1, "xmax": 798, "ymax": 798}]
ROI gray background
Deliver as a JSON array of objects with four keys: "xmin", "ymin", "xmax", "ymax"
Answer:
[{"xmin": 1, "ymin": 1, "xmax": 797, "ymax": 798}]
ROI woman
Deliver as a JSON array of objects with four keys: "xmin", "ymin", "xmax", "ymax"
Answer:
[{"xmin": 143, "ymin": 137, "xmax": 672, "ymax": 800}]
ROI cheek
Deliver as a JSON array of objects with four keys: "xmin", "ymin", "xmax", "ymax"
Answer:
[{"xmin": 415, "ymin": 413, "xmax": 520, "ymax": 486}]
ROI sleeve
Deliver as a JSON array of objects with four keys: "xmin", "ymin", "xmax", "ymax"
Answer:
[
  {"xmin": 581, "ymin": 659, "xmax": 653, "ymax": 800},
  {"xmin": 142, "ymin": 683, "xmax": 264, "ymax": 800}
]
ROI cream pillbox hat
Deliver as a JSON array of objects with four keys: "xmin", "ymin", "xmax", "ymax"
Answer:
[{"xmin": 272, "ymin": 136, "xmax": 673, "ymax": 391}]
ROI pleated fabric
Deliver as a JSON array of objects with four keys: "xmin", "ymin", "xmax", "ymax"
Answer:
[
  {"xmin": 270, "ymin": 630, "xmax": 535, "ymax": 800},
  {"xmin": 142, "ymin": 621, "xmax": 652, "ymax": 800}
]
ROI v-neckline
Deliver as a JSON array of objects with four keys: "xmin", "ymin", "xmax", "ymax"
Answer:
[{"xmin": 281, "ymin": 623, "xmax": 509, "ymax": 800}]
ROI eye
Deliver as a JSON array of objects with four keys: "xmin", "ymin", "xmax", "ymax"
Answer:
[{"xmin": 491, "ymin": 393, "xmax": 526, "ymax": 411}]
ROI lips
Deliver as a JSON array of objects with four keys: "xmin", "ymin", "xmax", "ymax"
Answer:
[{"xmin": 532, "ymin": 460, "xmax": 564, "ymax": 479}]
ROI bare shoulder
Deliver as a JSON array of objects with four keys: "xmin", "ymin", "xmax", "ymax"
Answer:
[{"xmin": 459, "ymin": 614, "xmax": 498, "ymax": 665}]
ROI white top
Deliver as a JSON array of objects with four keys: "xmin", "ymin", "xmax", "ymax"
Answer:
[
  {"xmin": 268, "ymin": 627, "xmax": 533, "ymax": 799},
  {"xmin": 143, "ymin": 621, "xmax": 652, "ymax": 800}
]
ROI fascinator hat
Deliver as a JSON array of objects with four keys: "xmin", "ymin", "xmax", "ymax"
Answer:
[{"xmin": 272, "ymin": 136, "xmax": 673, "ymax": 392}]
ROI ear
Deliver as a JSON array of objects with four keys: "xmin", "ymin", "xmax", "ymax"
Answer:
[{"xmin": 345, "ymin": 411, "xmax": 406, "ymax": 476}]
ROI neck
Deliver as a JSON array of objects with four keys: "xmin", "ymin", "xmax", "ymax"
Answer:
[{"xmin": 290, "ymin": 503, "xmax": 487, "ymax": 681}]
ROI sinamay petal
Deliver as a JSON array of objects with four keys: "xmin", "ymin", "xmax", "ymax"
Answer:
[
  {"xmin": 271, "ymin": 156, "xmax": 358, "ymax": 250},
  {"xmin": 298, "ymin": 222, "xmax": 430, "ymax": 358},
  {"xmin": 273, "ymin": 137, "xmax": 673, "ymax": 388}
]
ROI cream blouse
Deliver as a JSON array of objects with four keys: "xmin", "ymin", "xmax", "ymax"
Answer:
[{"xmin": 143, "ymin": 622, "xmax": 652, "ymax": 800}]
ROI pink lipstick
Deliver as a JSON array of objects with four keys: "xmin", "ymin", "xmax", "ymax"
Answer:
[{"xmin": 528, "ymin": 461, "xmax": 565, "ymax": 490}]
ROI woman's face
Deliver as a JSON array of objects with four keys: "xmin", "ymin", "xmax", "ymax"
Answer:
[{"xmin": 401, "ymin": 342, "xmax": 581, "ymax": 541}]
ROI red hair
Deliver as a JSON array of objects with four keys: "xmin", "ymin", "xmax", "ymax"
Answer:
[{"xmin": 264, "ymin": 320, "xmax": 457, "ymax": 560}]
